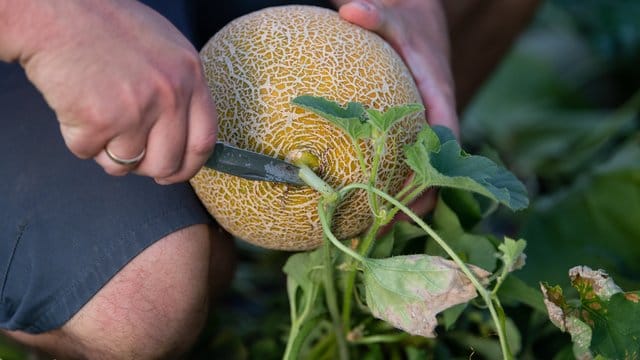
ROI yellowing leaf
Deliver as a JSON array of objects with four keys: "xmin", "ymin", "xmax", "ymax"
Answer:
[
  {"xmin": 363, "ymin": 255, "xmax": 490, "ymax": 337},
  {"xmin": 542, "ymin": 266, "xmax": 640, "ymax": 360}
]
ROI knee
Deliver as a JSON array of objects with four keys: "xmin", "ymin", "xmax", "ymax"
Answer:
[
  {"xmin": 11, "ymin": 224, "xmax": 227, "ymax": 359},
  {"xmin": 71, "ymin": 224, "xmax": 215, "ymax": 359}
]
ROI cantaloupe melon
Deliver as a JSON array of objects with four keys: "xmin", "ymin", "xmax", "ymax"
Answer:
[{"xmin": 190, "ymin": 5, "xmax": 425, "ymax": 250}]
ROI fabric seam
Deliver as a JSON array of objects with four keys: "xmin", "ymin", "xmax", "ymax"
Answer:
[{"xmin": 1, "ymin": 221, "xmax": 27, "ymax": 301}]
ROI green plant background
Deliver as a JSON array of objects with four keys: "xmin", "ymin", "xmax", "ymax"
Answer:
[{"xmin": 2, "ymin": 0, "xmax": 638, "ymax": 359}]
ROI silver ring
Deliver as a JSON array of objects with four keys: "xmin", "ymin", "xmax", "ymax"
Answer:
[{"xmin": 105, "ymin": 147, "xmax": 146, "ymax": 166}]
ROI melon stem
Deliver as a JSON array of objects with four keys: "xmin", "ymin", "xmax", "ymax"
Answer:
[
  {"xmin": 297, "ymin": 162, "xmax": 365, "ymax": 262},
  {"xmin": 297, "ymin": 163, "xmax": 338, "ymax": 201}
]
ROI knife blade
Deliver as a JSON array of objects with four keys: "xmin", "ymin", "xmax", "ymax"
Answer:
[{"xmin": 203, "ymin": 142, "xmax": 306, "ymax": 186}]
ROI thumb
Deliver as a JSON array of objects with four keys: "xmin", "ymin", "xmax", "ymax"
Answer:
[{"xmin": 337, "ymin": 1, "xmax": 388, "ymax": 34}]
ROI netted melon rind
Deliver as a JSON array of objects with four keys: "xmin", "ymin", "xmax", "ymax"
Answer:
[{"xmin": 191, "ymin": 6, "xmax": 425, "ymax": 250}]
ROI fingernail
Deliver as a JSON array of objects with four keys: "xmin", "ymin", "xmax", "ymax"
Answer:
[{"xmin": 353, "ymin": 0, "xmax": 374, "ymax": 11}]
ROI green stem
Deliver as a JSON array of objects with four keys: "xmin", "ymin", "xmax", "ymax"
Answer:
[
  {"xmin": 283, "ymin": 316, "xmax": 318, "ymax": 360},
  {"xmin": 340, "ymin": 215, "xmax": 385, "ymax": 332},
  {"xmin": 351, "ymin": 139, "xmax": 368, "ymax": 179},
  {"xmin": 381, "ymin": 183, "xmax": 429, "ymax": 225},
  {"xmin": 318, "ymin": 200, "xmax": 366, "ymax": 263},
  {"xmin": 340, "ymin": 269, "xmax": 357, "ymax": 333},
  {"xmin": 391, "ymin": 183, "xmax": 417, "ymax": 204},
  {"xmin": 338, "ymin": 181, "xmax": 422, "ymax": 335},
  {"xmin": 283, "ymin": 276, "xmax": 320, "ymax": 360},
  {"xmin": 492, "ymin": 268, "xmax": 511, "ymax": 297},
  {"xmin": 298, "ymin": 164, "xmax": 336, "ymax": 199},
  {"xmin": 337, "ymin": 136, "xmax": 386, "ymax": 334},
  {"xmin": 367, "ymin": 135, "xmax": 386, "ymax": 215},
  {"xmin": 341, "ymin": 183, "xmax": 513, "ymax": 360},
  {"xmin": 322, "ymin": 237, "xmax": 350, "ymax": 360},
  {"xmin": 399, "ymin": 184, "xmax": 429, "ymax": 207},
  {"xmin": 348, "ymin": 333, "xmax": 409, "ymax": 345},
  {"xmin": 306, "ymin": 326, "xmax": 337, "ymax": 360}
]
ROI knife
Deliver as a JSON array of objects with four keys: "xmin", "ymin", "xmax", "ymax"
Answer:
[{"xmin": 204, "ymin": 142, "xmax": 306, "ymax": 186}]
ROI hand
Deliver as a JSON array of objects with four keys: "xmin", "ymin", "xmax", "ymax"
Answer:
[
  {"xmin": 333, "ymin": 0, "xmax": 458, "ymax": 134},
  {"xmin": 11, "ymin": 0, "xmax": 217, "ymax": 183},
  {"xmin": 332, "ymin": 0, "xmax": 458, "ymax": 221}
]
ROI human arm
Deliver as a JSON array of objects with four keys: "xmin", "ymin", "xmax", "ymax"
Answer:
[{"xmin": 0, "ymin": 0, "xmax": 217, "ymax": 184}]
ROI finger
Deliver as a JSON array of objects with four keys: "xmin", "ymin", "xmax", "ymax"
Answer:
[
  {"xmin": 421, "ymin": 83, "xmax": 459, "ymax": 136},
  {"xmin": 133, "ymin": 102, "xmax": 188, "ymax": 181},
  {"xmin": 154, "ymin": 80, "xmax": 217, "ymax": 184},
  {"xmin": 405, "ymin": 49, "xmax": 458, "ymax": 135},
  {"xmin": 94, "ymin": 119, "xmax": 149, "ymax": 176},
  {"xmin": 59, "ymin": 118, "xmax": 113, "ymax": 159},
  {"xmin": 338, "ymin": 1, "xmax": 385, "ymax": 32}
]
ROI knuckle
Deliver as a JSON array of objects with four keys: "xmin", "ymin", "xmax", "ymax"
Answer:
[
  {"xmin": 61, "ymin": 126, "xmax": 100, "ymax": 159},
  {"xmin": 71, "ymin": 102, "xmax": 113, "ymax": 132},
  {"xmin": 113, "ymin": 82, "xmax": 147, "ymax": 124},
  {"xmin": 72, "ymin": 87, "xmax": 141, "ymax": 133},
  {"xmin": 146, "ymin": 48, "xmax": 203, "ymax": 118},
  {"xmin": 188, "ymin": 137, "xmax": 215, "ymax": 158},
  {"xmin": 177, "ymin": 46, "xmax": 202, "ymax": 74},
  {"xmin": 149, "ymin": 73, "xmax": 183, "ymax": 117}
]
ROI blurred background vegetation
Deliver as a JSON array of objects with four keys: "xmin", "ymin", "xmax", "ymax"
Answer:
[
  {"xmin": 463, "ymin": 0, "xmax": 640, "ymax": 292},
  {"xmin": 2, "ymin": 0, "xmax": 638, "ymax": 359}
]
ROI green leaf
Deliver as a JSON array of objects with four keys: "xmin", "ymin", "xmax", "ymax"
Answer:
[
  {"xmin": 439, "ymin": 188, "xmax": 484, "ymax": 230},
  {"xmin": 283, "ymin": 249, "xmax": 324, "ymax": 290},
  {"xmin": 541, "ymin": 266, "xmax": 640, "ymax": 359},
  {"xmin": 432, "ymin": 125, "xmax": 457, "ymax": 143},
  {"xmin": 426, "ymin": 194, "xmax": 498, "ymax": 272},
  {"xmin": 453, "ymin": 316, "xmax": 522, "ymax": 358},
  {"xmin": 521, "ymin": 139, "xmax": 640, "ymax": 290},
  {"xmin": 405, "ymin": 126, "xmax": 529, "ymax": 211},
  {"xmin": 404, "ymin": 127, "xmax": 441, "ymax": 176},
  {"xmin": 440, "ymin": 303, "xmax": 467, "ymax": 331},
  {"xmin": 498, "ymin": 238, "xmax": 527, "ymax": 273},
  {"xmin": 362, "ymin": 255, "xmax": 489, "ymax": 337},
  {"xmin": 370, "ymin": 221, "xmax": 426, "ymax": 259},
  {"xmin": 283, "ymin": 250, "xmax": 323, "ymax": 320},
  {"xmin": 497, "ymin": 275, "xmax": 547, "ymax": 314},
  {"xmin": 365, "ymin": 103, "xmax": 424, "ymax": 133},
  {"xmin": 291, "ymin": 95, "xmax": 372, "ymax": 140}
]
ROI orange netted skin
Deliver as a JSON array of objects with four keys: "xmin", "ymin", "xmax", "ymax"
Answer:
[{"xmin": 191, "ymin": 5, "xmax": 425, "ymax": 250}]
